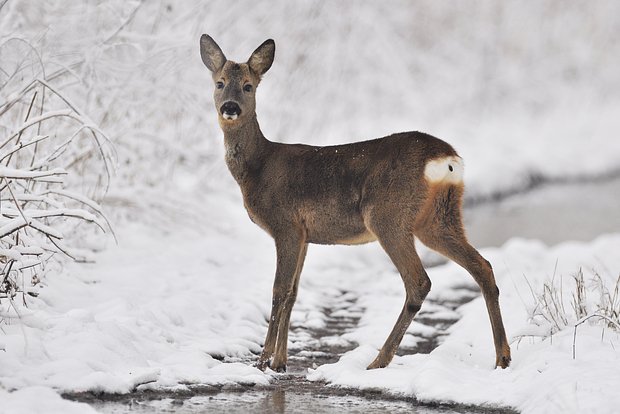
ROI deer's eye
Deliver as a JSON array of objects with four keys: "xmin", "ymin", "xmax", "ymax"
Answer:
[
  {"xmin": 216, "ymin": 81, "xmax": 224, "ymax": 89},
  {"xmin": 243, "ymin": 84, "xmax": 253, "ymax": 93}
]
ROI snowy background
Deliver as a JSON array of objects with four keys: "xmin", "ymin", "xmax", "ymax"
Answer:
[{"xmin": 1, "ymin": 1, "xmax": 619, "ymax": 413}]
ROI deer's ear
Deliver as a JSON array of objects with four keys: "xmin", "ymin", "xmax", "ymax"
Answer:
[
  {"xmin": 248, "ymin": 39, "xmax": 275, "ymax": 76},
  {"xmin": 200, "ymin": 34, "xmax": 226, "ymax": 73}
]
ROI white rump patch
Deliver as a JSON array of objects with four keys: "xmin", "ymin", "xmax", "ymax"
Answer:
[{"xmin": 424, "ymin": 155, "xmax": 464, "ymax": 184}]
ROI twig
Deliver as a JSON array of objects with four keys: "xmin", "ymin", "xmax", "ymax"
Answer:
[
  {"xmin": 0, "ymin": 260, "xmax": 15, "ymax": 294},
  {"xmin": 0, "ymin": 109, "xmax": 76, "ymax": 149},
  {"xmin": 573, "ymin": 313, "xmax": 620, "ymax": 360},
  {"xmin": 4, "ymin": 179, "xmax": 30, "ymax": 229},
  {"xmin": 43, "ymin": 189, "xmax": 117, "ymax": 242},
  {"xmin": 102, "ymin": 0, "xmax": 145, "ymax": 44},
  {"xmin": 0, "ymin": 37, "xmax": 45, "ymax": 94},
  {"xmin": 4, "ymin": 91, "xmax": 38, "ymax": 167},
  {"xmin": 0, "ymin": 166, "xmax": 67, "ymax": 180},
  {"xmin": 0, "ymin": 135, "xmax": 49, "ymax": 162}
]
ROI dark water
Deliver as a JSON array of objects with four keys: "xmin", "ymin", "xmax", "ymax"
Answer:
[{"xmin": 85, "ymin": 391, "xmax": 472, "ymax": 414}]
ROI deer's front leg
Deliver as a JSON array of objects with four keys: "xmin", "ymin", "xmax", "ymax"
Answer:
[{"xmin": 257, "ymin": 231, "xmax": 307, "ymax": 372}]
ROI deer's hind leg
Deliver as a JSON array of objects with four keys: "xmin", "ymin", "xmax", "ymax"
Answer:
[
  {"xmin": 415, "ymin": 184, "xmax": 511, "ymax": 368},
  {"xmin": 257, "ymin": 229, "xmax": 308, "ymax": 372},
  {"xmin": 365, "ymin": 213, "xmax": 431, "ymax": 370}
]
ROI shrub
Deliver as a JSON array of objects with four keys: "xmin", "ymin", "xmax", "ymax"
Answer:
[{"xmin": 0, "ymin": 37, "xmax": 114, "ymax": 305}]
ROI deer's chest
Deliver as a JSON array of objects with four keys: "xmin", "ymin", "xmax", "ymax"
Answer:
[{"xmin": 241, "ymin": 190, "xmax": 277, "ymax": 236}]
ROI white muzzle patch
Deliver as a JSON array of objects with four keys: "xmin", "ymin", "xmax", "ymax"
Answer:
[
  {"xmin": 424, "ymin": 155, "xmax": 464, "ymax": 184},
  {"xmin": 223, "ymin": 113, "xmax": 238, "ymax": 120}
]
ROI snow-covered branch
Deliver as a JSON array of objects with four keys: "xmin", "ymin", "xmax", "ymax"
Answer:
[{"xmin": 0, "ymin": 36, "xmax": 116, "ymax": 303}]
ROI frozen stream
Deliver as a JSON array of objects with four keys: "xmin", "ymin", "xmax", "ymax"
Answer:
[
  {"xmin": 69, "ymin": 176, "xmax": 619, "ymax": 413},
  {"xmin": 465, "ymin": 176, "xmax": 620, "ymax": 247}
]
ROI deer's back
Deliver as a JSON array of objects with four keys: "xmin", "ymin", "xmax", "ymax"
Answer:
[{"xmin": 244, "ymin": 131, "xmax": 459, "ymax": 244}]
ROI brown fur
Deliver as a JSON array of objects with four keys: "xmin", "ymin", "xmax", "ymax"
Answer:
[{"xmin": 200, "ymin": 35, "xmax": 511, "ymax": 372}]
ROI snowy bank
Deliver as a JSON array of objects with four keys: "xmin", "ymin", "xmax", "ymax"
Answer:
[
  {"xmin": 308, "ymin": 235, "xmax": 620, "ymax": 413},
  {"xmin": 0, "ymin": 386, "xmax": 97, "ymax": 414},
  {"xmin": 1, "ymin": 193, "xmax": 619, "ymax": 413}
]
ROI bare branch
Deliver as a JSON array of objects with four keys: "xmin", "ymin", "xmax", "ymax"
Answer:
[
  {"xmin": 573, "ymin": 313, "xmax": 620, "ymax": 360},
  {"xmin": 102, "ymin": 0, "xmax": 145, "ymax": 44},
  {"xmin": 0, "ymin": 135, "xmax": 49, "ymax": 162},
  {"xmin": 0, "ymin": 166, "xmax": 67, "ymax": 180},
  {"xmin": 4, "ymin": 91, "xmax": 38, "ymax": 166},
  {"xmin": 0, "ymin": 109, "xmax": 77, "ymax": 149}
]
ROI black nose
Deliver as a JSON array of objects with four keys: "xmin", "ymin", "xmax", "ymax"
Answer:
[{"xmin": 220, "ymin": 101, "xmax": 241, "ymax": 117}]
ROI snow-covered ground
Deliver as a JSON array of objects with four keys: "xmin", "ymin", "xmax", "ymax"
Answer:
[
  {"xmin": 1, "ymin": 179, "xmax": 619, "ymax": 412},
  {"xmin": 308, "ymin": 235, "xmax": 620, "ymax": 412}
]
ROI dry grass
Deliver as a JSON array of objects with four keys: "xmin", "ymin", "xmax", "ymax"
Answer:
[{"xmin": 527, "ymin": 267, "xmax": 620, "ymax": 336}]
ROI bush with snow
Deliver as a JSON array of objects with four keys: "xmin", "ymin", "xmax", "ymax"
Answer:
[{"xmin": 0, "ymin": 37, "xmax": 114, "ymax": 309}]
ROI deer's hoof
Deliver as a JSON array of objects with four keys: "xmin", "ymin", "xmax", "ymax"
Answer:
[
  {"xmin": 255, "ymin": 359, "xmax": 270, "ymax": 371},
  {"xmin": 274, "ymin": 364, "xmax": 287, "ymax": 373},
  {"xmin": 270, "ymin": 361, "xmax": 287, "ymax": 373},
  {"xmin": 496, "ymin": 354, "xmax": 511, "ymax": 369},
  {"xmin": 366, "ymin": 358, "xmax": 388, "ymax": 370}
]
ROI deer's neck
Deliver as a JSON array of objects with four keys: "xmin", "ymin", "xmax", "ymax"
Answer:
[{"xmin": 222, "ymin": 115, "xmax": 270, "ymax": 184}]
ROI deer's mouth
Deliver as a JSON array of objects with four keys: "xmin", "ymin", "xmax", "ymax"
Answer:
[
  {"xmin": 222, "ymin": 113, "xmax": 238, "ymax": 121},
  {"xmin": 220, "ymin": 101, "xmax": 241, "ymax": 121}
]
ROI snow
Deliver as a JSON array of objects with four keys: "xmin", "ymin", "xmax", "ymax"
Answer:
[
  {"xmin": 0, "ymin": 386, "xmax": 98, "ymax": 414},
  {"xmin": 1, "ymin": 1, "xmax": 620, "ymax": 413},
  {"xmin": 1, "ymin": 187, "xmax": 619, "ymax": 412},
  {"xmin": 3, "ymin": 2, "xmax": 620, "ymax": 200},
  {"xmin": 0, "ymin": 167, "xmax": 67, "ymax": 181},
  {"xmin": 308, "ymin": 235, "xmax": 620, "ymax": 412}
]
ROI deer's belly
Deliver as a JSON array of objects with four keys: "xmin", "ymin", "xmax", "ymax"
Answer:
[
  {"xmin": 243, "ymin": 192, "xmax": 375, "ymax": 245},
  {"xmin": 301, "ymin": 207, "xmax": 374, "ymax": 245},
  {"xmin": 331, "ymin": 229, "xmax": 377, "ymax": 245}
]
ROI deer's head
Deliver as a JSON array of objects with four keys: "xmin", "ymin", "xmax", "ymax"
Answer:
[{"xmin": 200, "ymin": 35, "xmax": 275, "ymax": 128}]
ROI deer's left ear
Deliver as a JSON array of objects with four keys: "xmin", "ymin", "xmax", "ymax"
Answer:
[
  {"xmin": 248, "ymin": 39, "xmax": 275, "ymax": 76},
  {"xmin": 200, "ymin": 34, "xmax": 226, "ymax": 73}
]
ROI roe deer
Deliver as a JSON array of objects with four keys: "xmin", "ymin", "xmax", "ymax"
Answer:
[{"xmin": 199, "ymin": 35, "xmax": 511, "ymax": 372}]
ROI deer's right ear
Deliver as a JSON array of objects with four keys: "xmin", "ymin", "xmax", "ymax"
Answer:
[
  {"xmin": 200, "ymin": 34, "xmax": 226, "ymax": 73},
  {"xmin": 248, "ymin": 39, "xmax": 275, "ymax": 77}
]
